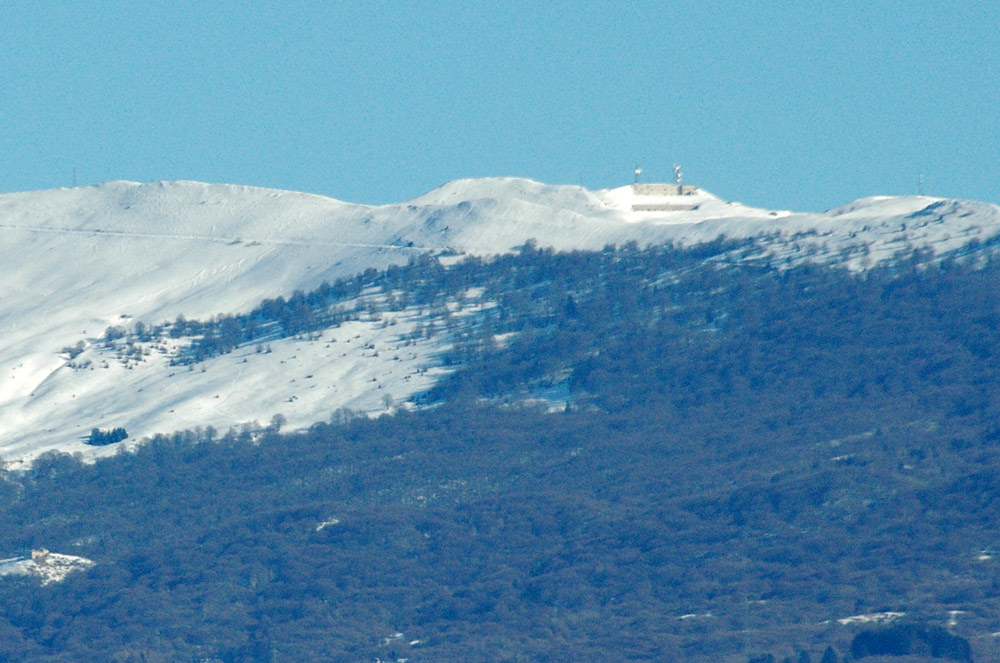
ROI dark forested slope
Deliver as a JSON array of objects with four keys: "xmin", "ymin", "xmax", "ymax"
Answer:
[{"xmin": 2, "ymin": 245, "xmax": 1000, "ymax": 662}]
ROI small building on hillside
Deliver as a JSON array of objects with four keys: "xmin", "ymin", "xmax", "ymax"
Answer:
[
  {"xmin": 631, "ymin": 182, "xmax": 701, "ymax": 212},
  {"xmin": 631, "ymin": 183, "xmax": 698, "ymax": 197}
]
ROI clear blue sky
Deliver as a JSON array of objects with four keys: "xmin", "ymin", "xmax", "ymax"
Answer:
[{"xmin": 2, "ymin": 2, "xmax": 998, "ymax": 211}]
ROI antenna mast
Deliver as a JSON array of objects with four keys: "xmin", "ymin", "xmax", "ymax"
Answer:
[
  {"xmin": 673, "ymin": 163, "xmax": 683, "ymax": 186},
  {"xmin": 634, "ymin": 165, "xmax": 643, "ymax": 184}
]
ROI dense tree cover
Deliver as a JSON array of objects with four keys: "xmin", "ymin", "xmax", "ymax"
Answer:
[
  {"xmin": 85, "ymin": 427, "xmax": 128, "ymax": 446},
  {"xmin": 850, "ymin": 624, "xmax": 972, "ymax": 661},
  {"xmin": 4, "ymin": 244, "xmax": 1000, "ymax": 661},
  {"xmin": 747, "ymin": 624, "xmax": 975, "ymax": 663}
]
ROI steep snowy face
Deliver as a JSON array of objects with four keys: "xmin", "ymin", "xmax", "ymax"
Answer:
[{"xmin": 1, "ymin": 178, "xmax": 998, "ymax": 466}]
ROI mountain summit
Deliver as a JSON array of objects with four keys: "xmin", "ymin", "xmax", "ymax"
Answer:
[{"xmin": 1, "ymin": 178, "xmax": 997, "ymax": 465}]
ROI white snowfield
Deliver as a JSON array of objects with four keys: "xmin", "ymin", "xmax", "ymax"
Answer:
[{"xmin": 1, "ymin": 177, "xmax": 998, "ymax": 467}]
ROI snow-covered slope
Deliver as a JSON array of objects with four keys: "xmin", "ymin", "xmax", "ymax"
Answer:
[{"xmin": 1, "ymin": 178, "xmax": 998, "ymax": 466}]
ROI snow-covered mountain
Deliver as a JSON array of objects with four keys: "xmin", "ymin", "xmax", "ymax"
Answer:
[{"xmin": 2, "ymin": 177, "xmax": 998, "ymax": 466}]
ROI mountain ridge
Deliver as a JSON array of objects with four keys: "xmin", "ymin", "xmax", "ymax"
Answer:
[{"xmin": 1, "ymin": 177, "xmax": 998, "ymax": 466}]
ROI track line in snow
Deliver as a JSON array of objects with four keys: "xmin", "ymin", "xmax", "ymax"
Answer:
[{"xmin": 0, "ymin": 223, "xmax": 433, "ymax": 252}]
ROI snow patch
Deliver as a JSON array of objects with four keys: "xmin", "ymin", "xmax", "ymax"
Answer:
[
  {"xmin": 837, "ymin": 611, "xmax": 906, "ymax": 626},
  {"xmin": 315, "ymin": 517, "xmax": 341, "ymax": 532},
  {"xmin": 0, "ymin": 550, "xmax": 94, "ymax": 585}
]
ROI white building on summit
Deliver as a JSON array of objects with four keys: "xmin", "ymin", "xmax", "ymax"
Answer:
[{"xmin": 630, "ymin": 164, "xmax": 701, "ymax": 211}]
